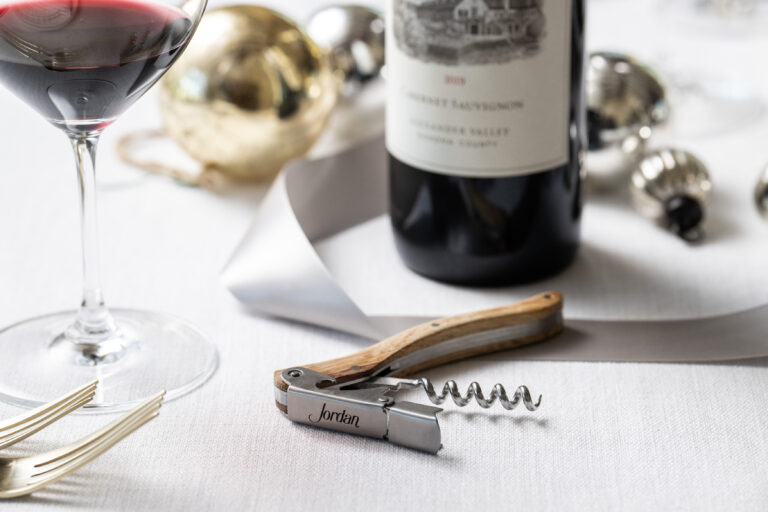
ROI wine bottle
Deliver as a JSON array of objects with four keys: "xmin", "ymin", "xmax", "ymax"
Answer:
[{"xmin": 387, "ymin": 0, "xmax": 585, "ymax": 285}]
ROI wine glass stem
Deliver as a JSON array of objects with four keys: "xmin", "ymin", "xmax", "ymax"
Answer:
[{"xmin": 68, "ymin": 133, "xmax": 117, "ymax": 343}]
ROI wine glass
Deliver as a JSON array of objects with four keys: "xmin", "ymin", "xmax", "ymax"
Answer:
[
  {"xmin": 652, "ymin": 0, "xmax": 767, "ymax": 138},
  {"xmin": 0, "ymin": 0, "xmax": 217, "ymax": 411}
]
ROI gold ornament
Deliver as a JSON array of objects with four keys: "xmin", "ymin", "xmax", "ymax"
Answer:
[{"xmin": 159, "ymin": 5, "xmax": 339, "ymax": 180}]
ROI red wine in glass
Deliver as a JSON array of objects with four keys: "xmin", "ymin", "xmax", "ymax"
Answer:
[
  {"xmin": 0, "ymin": 0, "xmax": 218, "ymax": 411},
  {"xmin": 0, "ymin": 0, "xmax": 192, "ymax": 130}
]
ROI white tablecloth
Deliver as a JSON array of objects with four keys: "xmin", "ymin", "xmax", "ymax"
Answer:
[{"xmin": 1, "ymin": 0, "xmax": 767, "ymax": 510}]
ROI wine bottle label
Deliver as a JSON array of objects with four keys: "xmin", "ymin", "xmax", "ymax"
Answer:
[{"xmin": 386, "ymin": 0, "xmax": 572, "ymax": 178}]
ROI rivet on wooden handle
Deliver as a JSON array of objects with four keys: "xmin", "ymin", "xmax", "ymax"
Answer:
[{"xmin": 273, "ymin": 291, "xmax": 563, "ymax": 394}]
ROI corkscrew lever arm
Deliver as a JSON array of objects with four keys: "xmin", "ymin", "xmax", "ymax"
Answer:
[{"xmin": 275, "ymin": 291, "xmax": 563, "ymax": 453}]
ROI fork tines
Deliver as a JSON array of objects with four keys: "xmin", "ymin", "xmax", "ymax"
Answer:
[
  {"xmin": 0, "ymin": 391, "xmax": 165, "ymax": 499},
  {"xmin": 0, "ymin": 380, "xmax": 99, "ymax": 451}
]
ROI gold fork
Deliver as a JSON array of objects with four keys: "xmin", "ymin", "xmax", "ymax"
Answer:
[
  {"xmin": 0, "ymin": 380, "xmax": 98, "ymax": 451},
  {"xmin": 0, "ymin": 391, "xmax": 165, "ymax": 499}
]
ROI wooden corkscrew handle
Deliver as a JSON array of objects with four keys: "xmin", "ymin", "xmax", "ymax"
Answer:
[{"xmin": 274, "ymin": 291, "xmax": 563, "ymax": 393}]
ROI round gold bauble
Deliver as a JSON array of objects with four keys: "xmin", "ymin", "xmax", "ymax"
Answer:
[{"xmin": 159, "ymin": 5, "xmax": 339, "ymax": 180}]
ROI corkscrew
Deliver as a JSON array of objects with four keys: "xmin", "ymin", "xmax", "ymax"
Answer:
[
  {"xmin": 368, "ymin": 377, "xmax": 541, "ymax": 410},
  {"xmin": 274, "ymin": 292, "xmax": 562, "ymax": 454}
]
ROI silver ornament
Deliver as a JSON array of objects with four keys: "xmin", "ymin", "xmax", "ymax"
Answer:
[
  {"xmin": 587, "ymin": 52, "xmax": 669, "ymax": 190},
  {"xmin": 630, "ymin": 148, "xmax": 712, "ymax": 242},
  {"xmin": 306, "ymin": 4, "xmax": 386, "ymax": 97}
]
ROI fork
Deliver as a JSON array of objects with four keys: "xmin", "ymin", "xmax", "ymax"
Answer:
[
  {"xmin": 0, "ymin": 380, "xmax": 98, "ymax": 451},
  {"xmin": 0, "ymin": 391, "xmax": 165, "ymax": 499}
]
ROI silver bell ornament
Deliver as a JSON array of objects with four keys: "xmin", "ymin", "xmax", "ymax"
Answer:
[
  {"xmin": 303, "ymin": 4, "xmax": 387, "ymax": 160},
  {"xmin": 305, "ymin": 4, "xmax": 386, "ymax": 97},
  {"xmin": 587, "ymin": 52, "xmax": 669, "ymax": 191},
  {"xmin": 630, "ymin": 148, "xmax": 712, "ymax": 242},
  {"xmin": 756, "ymin": 165, "xmax": 768, "ymax": 220}
]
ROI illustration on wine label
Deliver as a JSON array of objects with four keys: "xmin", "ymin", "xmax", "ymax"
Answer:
[{"xmin": 393, "ymin": 0, "xmax": 546, "ymax": 65}]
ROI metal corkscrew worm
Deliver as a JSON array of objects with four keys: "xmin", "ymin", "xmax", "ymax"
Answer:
[
  {"xmin": 274, "ymin": 292, "xmax": 562, "ymax": 454},
  {"xmin": 371, "ymin": 377, "xmax": 541, "ymax": 411},
  {"xmin": 425, "ymin": 379, "xmax": 541, "ymax": 410}
]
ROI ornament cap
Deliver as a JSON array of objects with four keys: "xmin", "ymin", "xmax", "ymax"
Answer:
[{"xmin": 664, "ymin": 194, "xmax": 704, "ymax": 243}]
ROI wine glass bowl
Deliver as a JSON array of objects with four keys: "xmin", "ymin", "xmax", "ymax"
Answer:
[
  {"xmin": 0, "ymin": 0, "xmax": 216, "ymax": 411},
  {"xmin": 0, "ymin": 0, "xmax": 205, "ymax": 131}
]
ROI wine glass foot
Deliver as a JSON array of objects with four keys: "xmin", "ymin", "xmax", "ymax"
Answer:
[{"xmin": 0, "ymin": 309, "xmax": 218, "ymax": 413}]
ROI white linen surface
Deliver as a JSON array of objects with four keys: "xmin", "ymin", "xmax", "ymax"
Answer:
[{"xmin": 0, "ymin": 0, "xmax": 767, "ymax": 511}]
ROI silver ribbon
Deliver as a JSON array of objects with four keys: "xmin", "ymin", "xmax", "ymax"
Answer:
[{"xmin": 222, "ymin": 136, "xmax": 768, "ymax": 362}]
